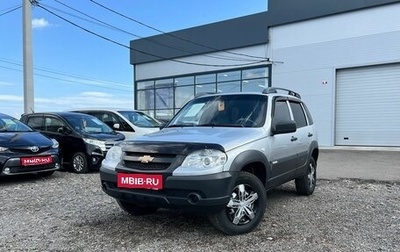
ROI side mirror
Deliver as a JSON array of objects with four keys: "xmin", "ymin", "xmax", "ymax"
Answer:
[
  {"xmin": 271, "ymin": 120, "xmax": 297, "ymax": 135},
  {"xmin": 113, "ymin": 123, "xmax": 120, "ymax": 130},
  {"xmin": 159, "ymin": 122, "xmax": 167, "ymax": 129}
]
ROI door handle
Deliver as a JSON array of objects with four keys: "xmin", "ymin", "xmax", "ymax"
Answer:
[
  {"xmin": 291, "ymin": 136, "xmax": 298, "ymax": 142},
  {"xmin": 308, "ymin": 133, "xmax": 313, "ymax": 137}
]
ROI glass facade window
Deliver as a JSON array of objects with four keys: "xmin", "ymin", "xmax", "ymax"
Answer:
[
  {"xmin": 155, "ymin": 88, "xmax": 173, "ymax": 109},
  {"xmin": 175, "ymin": 76, "xmax": 194, "ymax": 86},
  {"xmin": 135, "ymin": 65, "xmax": 271, "ymax": 121},
  {"xmin": 217, "ymin": 81, "xmax": 240, "ymax": 93},
  {"xmin": 156, "ymin": 109, "xmax": 174, "ymax": 121},
  {"xmin": 136, "ymin": 89, "xmax": 154, "ymax": 110},
  {"xmin": 217, "ymin": 70, "xmax": 241, "ymax": 82},
  {"xmin": 242, "ymin": 67, "xmax": 268, "ymax": 79},
  {"xmin": 137, "ymin": 80, "xmax": 154, "ymax": 89},
  {"xmin": 155, "ymin": 78, "xmax": 174, "ymax": 87},
  {"xmin": 196, "ymin": 74, "xmax": 216, "ymax": 84},
  {"xmin": 175, "ymin": 85, "xmax": 194, "ymax": 108},
  {"xmin": 195, "ymin": 83, "xmax": 216, "ymax": 95},
  {"xmin": 242, "ymin": 79, "xmax": 268, "ymax": 92}
]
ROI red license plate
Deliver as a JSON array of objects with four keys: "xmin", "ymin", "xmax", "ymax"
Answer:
[
  {"xmin": 21, "ymin": 156, "xmax": 53, "ymax": 166},
  {"xmin": 117, "ymin": 173, "xmax": 163, "ymax": 190}
]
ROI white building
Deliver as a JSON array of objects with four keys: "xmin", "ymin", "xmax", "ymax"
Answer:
[{"xmin": 130, "ymin": 0, "xmax": 400, "ymax": 147}]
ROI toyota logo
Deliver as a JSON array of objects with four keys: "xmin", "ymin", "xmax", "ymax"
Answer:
[{"xmin": 29, "ymin": 146, "xmax": 39, "ymax": 153}]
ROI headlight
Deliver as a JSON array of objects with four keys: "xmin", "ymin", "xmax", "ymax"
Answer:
[
  {"xmin": 83, "ymin": 138, "xmax": 106, "ymax": 151},
  {"xmin": 102, "ymin": 146, "xmax": 122, "ymax": 170},
  {"xmin": 173, "ymin": 149, "xmax": 227, "ymax": 176},
  {"xmin": 0, "ymin": 146, "xmax": 8, "ymax": 152},
  {"xmin": 51, "ymin": 139, "xmax": 59, "ymax": 149}
]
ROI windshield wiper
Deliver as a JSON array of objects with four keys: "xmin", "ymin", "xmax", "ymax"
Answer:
[
  {"xmin": 167, "ymin": 123, "xmax": 197, "ymax": 128},
  {"xmin": 198, "ymin": 123, "xmax": 243, "ymax": 127}
]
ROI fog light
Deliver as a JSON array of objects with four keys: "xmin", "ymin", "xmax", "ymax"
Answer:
[
  {"xmin": 55, "ymin": 163, "xmax": 60, "ymax": 169},
  {"xmin": 4, "ymin": 167, "xmax": 10, "ymax": 174},
  {"xmin": 92, "ymin": 157, "xmax": 98, "ymax": 164}
]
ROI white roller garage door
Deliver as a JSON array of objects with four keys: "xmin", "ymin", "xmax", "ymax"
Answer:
[{"xmin": 335, "ymin": 63, "xmax": 400, "ymax": 147}]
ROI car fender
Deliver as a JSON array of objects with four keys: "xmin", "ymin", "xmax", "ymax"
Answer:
[{"xmin": 228, "ymin": 149, "xmax": 271, "ymax": 188}]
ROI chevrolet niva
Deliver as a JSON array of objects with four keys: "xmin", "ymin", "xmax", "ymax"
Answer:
[{"xmin": 100, "ymin": 87, "xmax": 319, "ymax": 235}]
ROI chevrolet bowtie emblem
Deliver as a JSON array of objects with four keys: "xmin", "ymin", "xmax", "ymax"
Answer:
[{"xmin": 138, "ymin": 155, "xmax": 154, "ymax": 163}]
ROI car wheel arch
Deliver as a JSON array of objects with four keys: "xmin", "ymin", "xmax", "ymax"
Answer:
[{"xmin": 229, "ymin": 150, "xmax": 270, "ymax": 187}]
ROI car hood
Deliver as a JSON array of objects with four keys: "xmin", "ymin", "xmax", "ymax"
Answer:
[
  {"xmin": 130, "ymin": 127, "xmax": 266, "ymax": 151},
  {"xmin": 82, "ymin": 132, "xmax": 125, "ymax": 141},
  {"xmin": 0, "ymin": 131, "xmax": 53, "ymax": 148}
]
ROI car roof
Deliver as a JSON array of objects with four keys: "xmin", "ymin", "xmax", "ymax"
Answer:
[
  {"xmin": 0, "ymin": 112, "xmax": 13, "ymax": 118},
  {"xmin": 70, "ymin": 108, "xmax": 138, "ymax": 112},
  {"xmin": 22, "ymin": 111, "xmax": 96, "ymax": 117}
]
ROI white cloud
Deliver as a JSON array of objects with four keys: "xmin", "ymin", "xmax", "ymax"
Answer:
[
  {"xmin": 79, "ymin": 92, "xmax": 114, "ymax": 98},
  {"xmin": 34, "ymin": 92, "xmax": 133, "ymax": 111},
  {"xmin": 0, "ymin": 95, "xmax": 23, "ymax": 102},
  {"xmin": 32, "ymin": 18, "xmax": 50, "ymax": 29},
  {"xmin": 0, "ymin": 81, "xmax": 14, "ymax": 86}
]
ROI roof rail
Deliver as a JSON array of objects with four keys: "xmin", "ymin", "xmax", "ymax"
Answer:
[{"xmin": 262, "ymin": 87, "xmax": 301, "ymax": 99}]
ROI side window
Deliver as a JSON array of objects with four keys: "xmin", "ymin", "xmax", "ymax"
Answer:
[
  {"xmin": 109, "ymin": 113, "xmax": 120, "ymax": 125},
  {"xmin": 289, "ymin": 101, "xmax": 307, "ymax": 128},
  {"xmin": 99, "ymin": 113, "xmax": 117, "ymax": 128},
  {"xmin": 273, "ymin": 99, "xmax": 291, "ymax": 123},
  {"xmin": 88, "ymin": 112, "xmax": 103, "ymax": 121},
  {"xmin": 302, "ymin": 103, "xmax": 314, "ymax": 125},
  {"xmin": 44, "ymin": 117, "xmax": 65, "ymax": 133},
  {"xmin": 114, "ymin": 114, "xmax": 133, "ymax": 131},
  {"xmin": 27, "ymin": 116, "xmax": 44, "ymax": 130}
]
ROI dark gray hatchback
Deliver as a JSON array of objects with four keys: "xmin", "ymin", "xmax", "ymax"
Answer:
[
  {"xmin": 0, "ymin": 113, "xmax": 61, "ymax": 177},
  {"xmin": 20, "ymin": 112, "xmax": 125, "ymax": 173}
]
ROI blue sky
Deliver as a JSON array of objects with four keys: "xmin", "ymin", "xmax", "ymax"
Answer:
[{"xmin": 0, "ymin": 0, "xmax": 267, "ymax": 118}]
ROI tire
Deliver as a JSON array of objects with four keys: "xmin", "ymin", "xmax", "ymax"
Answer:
[
  {"xmin": 295, "ymin": 156, "xmax": 317, "ymax": 195},
  {"xmin": 38, "ymin": 170, "xmax": 55, "ymax": 177},
  {"xmin": 208, "ymin": 172, "xmax": 267, "ymax": 235},
  {"xmin": 116, "ymin": 200, "xmax": 158, "ymax": 216},
  {"xmin": 71, "ymin": 152, "xmax": 89, "ymax": 173}
]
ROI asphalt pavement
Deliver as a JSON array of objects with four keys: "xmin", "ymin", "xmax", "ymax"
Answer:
[{"xmin": 318, "ymin": 147, "xmax": 400, "ymax": 182}]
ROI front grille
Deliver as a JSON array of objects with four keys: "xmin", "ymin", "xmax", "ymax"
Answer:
[
  {"xmin": 122, "ymin": 152, "xmax": 177, "ymax": 171},
  {"xmin": 123, "ymin": 161, "xmax": 170, "ymax": 170},
  {"xmin": 8, "ymin": 147, "xmax": 51, "ymax": 155},
  {"xmin": 10, "ymin": 163, "xmax": 56, "ymax": 174}
]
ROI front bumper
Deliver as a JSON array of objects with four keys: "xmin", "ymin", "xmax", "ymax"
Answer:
[
  {"xmin": 100, "ymin": 167, "xmax": 236, "ymax": 213},
  {"xmin": 0, "ymin": 154, "xmax": 61, "ymax": 176}
]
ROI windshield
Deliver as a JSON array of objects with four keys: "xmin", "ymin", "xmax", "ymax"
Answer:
[
  {"xmin": 64, "ymin": 114, "xmax": 114, "ymax": 134},
  {"xmin": 0, "ymin": 115, "xmax": 32, "ymax": 132},
  {"xmin": 118, "ymin": 111, "xmax": 161, "ymax": 128},
  {"xmin": 168, "ymin": 94, "xmax": 268, "ymax": 127}
]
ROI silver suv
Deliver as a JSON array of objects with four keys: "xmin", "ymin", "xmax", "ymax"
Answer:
[{"xmin": 100, "ymin": 87, "xmax": 319, "ymax": 235}]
